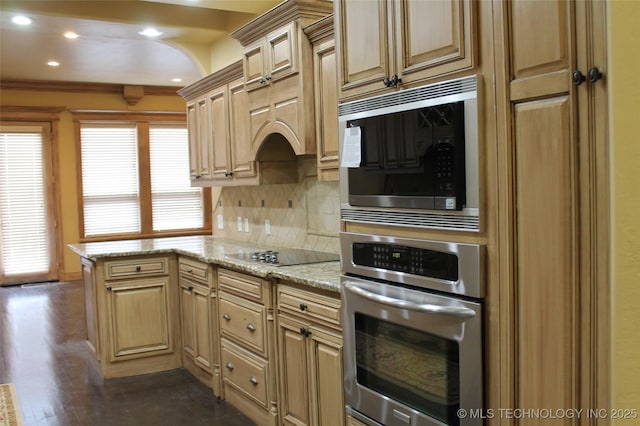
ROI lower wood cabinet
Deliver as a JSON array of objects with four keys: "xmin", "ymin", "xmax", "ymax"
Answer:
[
  {"xmin": 83, "ymin": 254, "xmax": 182, "ymax": 379},
  {"xmin": 276, "ymin": 282, "xmax": 344, "ymax": 426},
  {"xmin": 179, "ymin": 256, "xmax": 221, "ymax": 396}
]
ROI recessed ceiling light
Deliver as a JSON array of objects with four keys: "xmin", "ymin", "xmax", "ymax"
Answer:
[
  {"xmin": 64, "ymin": 31, "xmax": 79, "ymax": 39},
  {"xmin": 47, "ymin": 61, "xmax": 60, "ymax": 67},
  {"xmin": 171, "ymin": 78, "xmax": 183, "ymax": 83},
  {"xmin": 138, "ymin": 28, "xmax": 163, "ymax": 37},
  {"xmin": 12, "ymin": 15, "xmax": 32, "ymax": 26}
]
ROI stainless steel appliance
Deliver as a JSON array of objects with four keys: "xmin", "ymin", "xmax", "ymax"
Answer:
[
  {"xmin": 225, "ymin": 248, "xmax": 339, "ymax": 266},
  {"xmin": 339, "ymin": 75, "xmax": 480, "ymax": 231},
  {"xmin": 341, "ymin": 232, "xmax": 484, "ymax": 426}
]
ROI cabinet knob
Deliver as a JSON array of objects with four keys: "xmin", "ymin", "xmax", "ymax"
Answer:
[
  {"xmin": 265, "ymin": 75, "xmax": 272, "ymax": 81},
  {"xmin": 299, "ymin": 303, "xmax": 308, "ymax": 311},
  {"xmin": 135, "ymin": 266, "xmax": 142, "ymax": 272},
  {"xmin": 246, "ymin": 323, "xmax": 256, "ymax": 332},
  {"xmin": 259, "ymin": 77, "xmax": 266, "ymax": 84},
  {"xmin": 223, "ymin": 313, "xmax": 231, "ymax": 321},
  {"xmin": 383, "ymin": 74, "xmax": 402, "ymax": 87},
  {"xmin": 249, "ymin": 376, "xmax": 259, "ymax": 385},
  {"xmin": 588, "ymin": 67, "xmax": 603, "ymax": 83},
  {"xmin": 186, "ymin": 268, "xmax": 193, "ymax": 273},
  {"xmin": 226, "ymin": 362, "xmax": 234, "ymax": 370},
  {"xmin": 188, "ymin": 286, "xmax": 193, "ymax": 292},
  {"xmin": 299, "ymin": 327, "xmax": 311, "ymax": 338},
  {"xmin": 106, "ymin": 286, "xmax": 112, "ymax": 291},
  {"xmin": 194, "ymin": 174, "xmax": 201, "ymax": 179},
  {"xmin": 572, "ymin": 70, "xmax": 586, "ymax": 86}
]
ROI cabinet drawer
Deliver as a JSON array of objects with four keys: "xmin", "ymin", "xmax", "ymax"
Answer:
[
  {"xmin": 178, "ymin": 257, "xmax": 211, "ymax": 286},
  {"xmin": 103, "ymin": 257, "xmax": 169, "ymax": 280},
  {"xmin": 221, "ymin": 339, "xmax": 269, "ymax": 408},
  {"xmin": 219, "ymin": 293, "xmax": 266, "ymax": 355},
  {"xmin": 218, "ymin": 268, "xmax": 267, "ymax": 303},
  {"xmin": 278, "ymin": 284, "xmax": 341, "ymax": 327}
]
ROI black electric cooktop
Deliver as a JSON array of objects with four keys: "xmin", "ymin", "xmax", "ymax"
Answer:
[{"xmin": 225, "ymin": 248, "xmax": 339, "ymax": 266}]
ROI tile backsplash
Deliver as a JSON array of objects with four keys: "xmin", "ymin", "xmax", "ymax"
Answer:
[{"xmin": 212, "ymin": 158, "xmax": 340, "ymax": 254}]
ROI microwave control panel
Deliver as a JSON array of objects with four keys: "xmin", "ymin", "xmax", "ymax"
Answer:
[{"xmin": 352, "ymin": 242, "xmax": 458, "ymax": 281}]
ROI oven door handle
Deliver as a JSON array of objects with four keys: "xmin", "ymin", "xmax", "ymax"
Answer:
[{"xmin": 344, "ymin": 281, "xmax": 477, "ymax": 318}]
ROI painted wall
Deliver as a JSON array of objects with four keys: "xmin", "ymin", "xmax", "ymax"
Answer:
[
  {"xmin": 0, "ymin": 89, "xmax": 186, "ymax": 279},
  {"xmin": 608, "ymin": 0, "xmax": 640, "ymax": 412}
]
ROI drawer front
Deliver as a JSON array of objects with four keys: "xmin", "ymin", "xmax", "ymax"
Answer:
[
  {"xmin": 219, "ymin": 294, "xmax": 266, "ymax": 355},
  {"xmin": 221, "ymin": 340, "xmax": 268, "ymax": 408},
  {"xmin": 278, "ymin": 285, "xmax": 341, "ymax": 327},
  {"xmin": 218, "ymin": 268, "xmax": 266, "ymax": 303},
  {"xmin": 178, "ymin": 257, "xmax": 210, "ymax": 285},
  {"xmin": 104, "ymin": 257, "xmax": 169, "ymax": 280}
]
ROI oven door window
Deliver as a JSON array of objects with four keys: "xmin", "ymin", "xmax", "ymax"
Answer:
[{"xmin": 355, "ymin": 313, "xmax": 460, "ymax": 425}]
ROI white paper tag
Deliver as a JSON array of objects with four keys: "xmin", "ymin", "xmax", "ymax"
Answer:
[{"xmin": 341, "ymin": 126, "xmax": 362, "ymax": 168}]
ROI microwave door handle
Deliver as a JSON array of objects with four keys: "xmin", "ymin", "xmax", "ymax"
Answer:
[{"xmin": 344, "ymin": 281, "xmax": 476, "ymax": 318}]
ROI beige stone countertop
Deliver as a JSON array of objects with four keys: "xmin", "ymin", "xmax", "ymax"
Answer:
[{"xmin": 68, "ymin": 235, "xmax": 341, "ymax": 293}]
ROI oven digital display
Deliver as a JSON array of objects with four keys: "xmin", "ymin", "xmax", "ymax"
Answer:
[{"xmin": 352, "ymin": 243, "xmax": 459, "ymax": 281}]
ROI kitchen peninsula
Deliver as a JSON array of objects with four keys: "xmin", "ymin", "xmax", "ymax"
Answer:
[{"xmin": 68, "ymin": 235, "xmax": 342, "ymax": 426}]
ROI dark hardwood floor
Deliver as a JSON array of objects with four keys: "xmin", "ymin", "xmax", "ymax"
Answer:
[{"xmin": 0, "ymin": 280, "xmax": 256, "ymax": 426}]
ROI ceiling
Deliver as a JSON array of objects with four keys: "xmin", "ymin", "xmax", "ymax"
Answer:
[{"xmin": 0, "ymin": 0, "xmax": 282, "ymax": 88}]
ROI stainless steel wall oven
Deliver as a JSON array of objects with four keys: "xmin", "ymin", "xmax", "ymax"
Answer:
[{"xmin": 341, "ymin": 232, "xmax": 485, "ymax": 426}]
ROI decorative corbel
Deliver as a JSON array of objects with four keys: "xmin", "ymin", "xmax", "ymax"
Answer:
[{"xmin": 123, "ymin": 85, "xmax": 144, "ymax": 106}]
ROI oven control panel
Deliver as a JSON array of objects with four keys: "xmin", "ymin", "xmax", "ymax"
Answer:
[{"xmin": 352, "ymin": 242, "xmax": 458, "ymax": 281}]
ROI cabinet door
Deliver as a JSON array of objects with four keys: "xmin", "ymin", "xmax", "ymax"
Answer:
[
  {"xmin": 309, "ymin": 327, "xmax": 344, "ymax": 426},
  {"xmin": 277, "ymin": 315, "xmax": 310, "ymax": 426},
  {"xmin": 209, "ymin": 86, "xmax": 231, "ymax": 181},
  {"xmin": 193, "ymin": 284, "xmax": 213, "ymax": 372},
  {"xmin": 313, "ymin": 37, "xmax": 339, "ymax": 181},
  {"xmin": 394, "ymin": 0, "xmax": 474, "ymax": 84},
  {"xmin": 336, "ymin": 0, "xmax": 391, "ymax": 99},
  {"xmin": 186, "ymin": 97, "xmax": 212, "ymax": 181},
  {"xmin": 243, "ymin": 40, "xmax": 267, "ymax": 91},
  {"xmin": 105, "ymin": 277, "xmax": 173, "ymax": 361},
  {"xmin": 266, "ymin": 22, "xmax": 298, "ymax": 83},
  {"xmin": 180, "ymin": 281, "xmax": 195, "ymax": 358},
  {"xmin": 229, "ymin": 78, "xmax": 258, "ymax": 180}
]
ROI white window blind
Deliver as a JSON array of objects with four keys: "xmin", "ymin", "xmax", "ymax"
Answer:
[
  {"xmin": 0, "ymin": 130, "xmax": 50, "ymax": 275},
  {"xmin": 80, "ymin": 125, "xmax": 140, "ymax": 236},
  {"xmin": 149, "ymin": 125, "xmax": 203, "ymax": 231}
]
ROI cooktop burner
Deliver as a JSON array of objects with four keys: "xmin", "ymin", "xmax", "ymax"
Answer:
[{"xmin": 226, "ymin": 248, "xmax": 339, "ymax": 266}]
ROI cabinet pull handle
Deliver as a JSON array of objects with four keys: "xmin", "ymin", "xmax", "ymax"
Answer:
[
  {"xmin": 226, "ymin": 362, "xmax": 234, "ymax": 370},
  {"xmin": 299, "ymin": 303, "xmax": 308, "ymax": 311},
  {"xmin": 246, "ymin": 323, "xmax": 256, "ymax": 332},
  {"xmin": 572, "ymin": 70, "xmax": 586, "ymax": 86},
  {"xmin": 265, "ymin": 75, "xmax": 272, "ymax": 81},
  {"xmin": 135, "ymin": 266, "xmax": 142, "ymax": 272},
  {"xmin": 588, "ymin": 67, "xmax": 603, "ymax": 83},
  {"xmin": 249, "ymin": 376, "xmax": 259, "ymax": 385},
  {"xmin": 106, "ymin": 286, "xmax": 112, "ymax": 291},
  {"xmin": 223, "ymin": 313, "xmax": 231, "ymax": 321}
]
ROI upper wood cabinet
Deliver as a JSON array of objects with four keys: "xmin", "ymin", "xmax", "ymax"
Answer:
[
  {"xmin": 335, "ymin": 0, "xmax": 476, "ymax": 100},
  {"xmin": 185, "ymin": 96, "xmax": 212, "ymax": 181},
  {"xmin": 231, "ymin": 0, "xmax": 333, "ymax": 157},
  {"xmin": 243, "ymin": 22, "xmax": 299, "ymax": 91},
  {"xmin": 305, "ymin": 15, "xmax": 340, "ymax": 182}
]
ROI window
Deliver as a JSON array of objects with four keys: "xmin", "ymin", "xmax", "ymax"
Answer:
[{"xmin": 76, "ymin": 113, "xmax": 210, "ymax": 241}]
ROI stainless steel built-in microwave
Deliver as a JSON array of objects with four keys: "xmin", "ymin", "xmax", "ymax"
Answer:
[{"xmin": 339, "ymin": 75, "xmax": 480, "ymax": 231}]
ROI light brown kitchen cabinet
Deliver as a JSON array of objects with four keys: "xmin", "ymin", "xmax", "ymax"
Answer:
[
  {"xmin": 178, "ymin": 256, "xmax": 221, "ymax": 396},
  {"xmin": 231, "ymin": 0, "xmax": 333, "ymax": 157},
  {"xmin": 276, "ymin": 282, "xmax": 343, "ymax": 426},
  {"xmin": 84, "ymin": 254, "xmax": 181, "ymax": 379},
  {"xmin": 305, "ymin": 15, "xmax": 339, "ymax": 182},
  {"xmin": 335, "ymin": 0, "xmax": 475, "ymax": 100},
  {"xmin": 218, "ymin": 268, "xmax": 277, "ymax": 426},
  {"xmin": 179, "ymin": 61, "xmax": 259, "ymax": 186},
  {"xmin": 242, "ymin": 22, "xmax": 299, "ymax": 92},
  {"xmin": 495, "ymin": 0, "xmax": 609, "ymax": 419}
]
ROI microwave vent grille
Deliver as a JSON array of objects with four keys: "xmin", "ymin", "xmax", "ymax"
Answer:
[
  {"xmin": 341, "ymin": 208, "xmax": 479, "ymax": 231},
  {"xmin": 339, "ymin": 75, "xmax": 477, "ymax": 117}
]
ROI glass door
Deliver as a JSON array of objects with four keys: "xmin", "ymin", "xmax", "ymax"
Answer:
[{"xmin": 0, "ymin": 123, "xmax": 58, "ymax": 286}]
